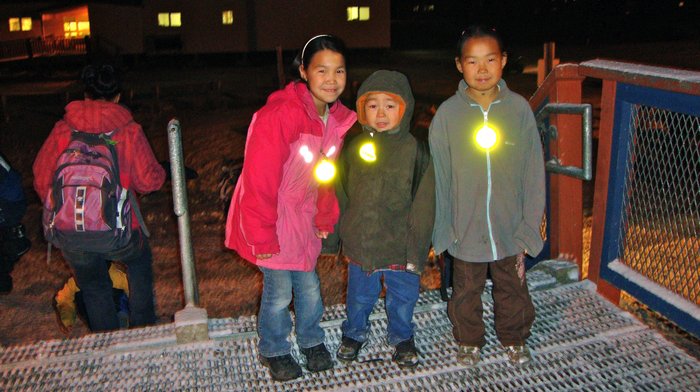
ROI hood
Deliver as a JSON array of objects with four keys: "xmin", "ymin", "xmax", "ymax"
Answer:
[
  {"xmin": 63, "ymin": 99, "xmax": 135, "ymax": 134},
  {"xmin": 356, "ymin": 70, "xmax": 415, "ymax": 138}
]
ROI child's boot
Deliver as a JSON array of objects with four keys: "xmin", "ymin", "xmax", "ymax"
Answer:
[
  {"xmin": 259, "ymin": 353, "xmax": 303, "ymax": 381},
  {"xmin": 504, "ymin": 345, "xmax": 533, "ymax": 366},
  {"xmin": 392, "ymin": 337, "xmax": 419, "ymax": 368},
  {"xmin": 336, "ymin": 336, "xmax": 364, "ymax": 362},
  {"xmin": 456, "ymin": 345, "xmax": 481, "ymax": 367},
  {"xmin": 301, "ymin": 343, "xmax": 334, "ymax": 372}
]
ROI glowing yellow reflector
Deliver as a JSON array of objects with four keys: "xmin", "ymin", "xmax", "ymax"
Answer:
[
  {"xmin": 314, "ymin": 159, "xmax": 336, "ymax": 183},
  {"xmin": 359, "ymin": 142, "xmax": 377, "ymax": 162},
  {"xmin": 475, "ymin": 125, "xmax": 497, "ymax": 150}
]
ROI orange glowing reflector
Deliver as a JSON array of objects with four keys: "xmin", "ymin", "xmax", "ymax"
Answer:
[
  {"xmin": 475, "ymin": 124, "xmax": 497, "ymax": 150},
  {"xmin": 359, "ymin": 142, "xmax": 377, "ymax": 162},
  {"xmin": 314, "ymin": 159, "xmax": 336, "ymax": 183}
]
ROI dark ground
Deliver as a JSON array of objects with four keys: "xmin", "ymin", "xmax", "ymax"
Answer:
[{"xmin": 0, "ymin": 40, "xmax": 698, "ymax": 359}]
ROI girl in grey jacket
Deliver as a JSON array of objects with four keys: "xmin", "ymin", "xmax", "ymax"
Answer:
[{"xmin": 429, "ymin": 25, "xmax": 546, "ymax": 368}]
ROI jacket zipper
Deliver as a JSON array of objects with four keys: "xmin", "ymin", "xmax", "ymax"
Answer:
[{"xmin": 471, "ymin": 102, "xmax": 500, "ymax": 260}]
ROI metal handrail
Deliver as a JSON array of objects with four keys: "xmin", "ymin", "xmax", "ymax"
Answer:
[{"xmin": 536, "ymin": 102, "xmax": 593, "ymax": 181}]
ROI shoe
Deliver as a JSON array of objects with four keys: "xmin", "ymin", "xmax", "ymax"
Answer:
[
  {"xmin": 456, "ymin": 345, "xmax": 481, "ymax": 367},
  {"xmin": 300, "ymin": 343, "xmax": 334, "ymax": 372},
  {"xmin": 259, "ymin": 353, "xmax": 303, "ymax": 381},
  {"xmin": 336, "ymin": 336, "xmax": 364, "ymax": 362},
  {"xmin": 392, "ymin": 338, "xmax": 419, "ymax": 368},
  {"xmin": 504, "ymin": 345, "xmax": 533, "ymax": 366}
]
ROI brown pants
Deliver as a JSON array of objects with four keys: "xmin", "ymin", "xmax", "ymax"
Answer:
[{"xmin": 447, "ymin": 254, "xmax": 535, "ymax": 348}]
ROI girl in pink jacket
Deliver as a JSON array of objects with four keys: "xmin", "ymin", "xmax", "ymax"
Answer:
[{"xmin": 224, "ymin": 35, "xmax": 356, "ymax": 382}]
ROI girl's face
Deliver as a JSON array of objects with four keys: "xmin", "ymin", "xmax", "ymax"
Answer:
[
  {"xmin": 299, "ymin": 49, "xmax": 347, "ymax": 115},
  {"xmin": 455, "ymin": 36, "xmax": 507, "ymax": 99}
]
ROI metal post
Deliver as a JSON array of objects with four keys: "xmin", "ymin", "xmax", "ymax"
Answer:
[{"xmin": 167, "ymin": 118, "xmax": 209, "ymax": 343}]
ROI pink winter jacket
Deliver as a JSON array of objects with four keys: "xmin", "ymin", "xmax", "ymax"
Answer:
[{"xmin": 225, "ymin": 82, "xmax": 356, "ymax": 271}]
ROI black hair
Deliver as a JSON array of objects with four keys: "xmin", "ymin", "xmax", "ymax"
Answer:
[
  {"xmin": 291, "ymin": 35, "xmax": 347, "ymax": 78},
  {"xmin": 456, "ymin": 25, "xmax": 505, "ymax": 57},
  {"xmin": 81, "ymin": 64, "xmax": 121, "ymax": 100}
]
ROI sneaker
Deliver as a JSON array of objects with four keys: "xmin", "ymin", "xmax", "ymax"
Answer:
[
  {"xmin": 504, "ymin": 345, "xmax": 533, "ymax": 366},
  {"xmin": 336, "ymin": 336, "xmax": 364, "ymax": 362},
  {"xmin": 259, "ymin": 353, "xmax": 303, "ymax": 381},
  {"xmin": 456, "ymin": 345, "xmax": 481, "ymax": 367},
  {"xmin": 392, "ymin": 338, "xmax": 419, "ymax": 368},
  {"xmin": 301, "ymin": 343, "xmax": 334, "ymax": 372}
]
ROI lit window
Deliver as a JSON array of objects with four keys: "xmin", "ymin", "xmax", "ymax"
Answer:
[
  {"xmin": 21, "ymin": 17, "xmax": 32, "ymax": 31},
  {"xmin": 170, "ymin": 13, "xmax": 181, "ymax": 27},
  {"xmin": 158, "ymin": 12, "xmax": 181, "ymax": 27},
  {"xmin": 63, "ymin": 18, "xmax": 90, "ymax": 38},
  {"xmin": 347, "ymin": 7, "xmax": 358, "ymax": 21},
  {"xmin": 9, "ymin": 17, "xmax": 20, "ymax": 32},
  {"xmin": 359, "ymin": 7, "xmax": 370, "ymax": 20},
  {"xmin": 158, "ymin": 13, "xmax": 169, "ymax": 26},
  {"xmin": 222, "ymin": 10, "xmax": 233, "ymax": 25},
  {"xmin": 347, "ymin": 6, "xmax": 370, "ymax": 21}
]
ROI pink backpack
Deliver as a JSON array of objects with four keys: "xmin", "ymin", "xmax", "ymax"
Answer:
[{"xmin": 42, "ymin": 130, "xmax": 136, "ymax": 253}]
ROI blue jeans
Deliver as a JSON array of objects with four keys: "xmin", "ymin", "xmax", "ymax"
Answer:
[
  {"xmin": 257, "ymin": 267, "xmax": 325, "ymax": 357},
  {"xmin": 61, "ymin": 232, "xmax": 156, "ymax": 332},
  {"xmin": 342, "ymin": 263, "xmax": 420, "ymax": 346}
]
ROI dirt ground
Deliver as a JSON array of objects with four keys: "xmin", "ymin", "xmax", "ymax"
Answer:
[{"xmin": 1, "ymin": 41, "xmax": 698, "ymax": 357}]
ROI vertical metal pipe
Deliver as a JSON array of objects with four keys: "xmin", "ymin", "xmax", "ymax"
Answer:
[{"xmin": 167, "ymin": 118, "xmax": 199, "ymax": 306}]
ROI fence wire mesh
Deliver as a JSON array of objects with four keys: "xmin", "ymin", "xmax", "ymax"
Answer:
[{"xmin": 619, "ymin": 104, "xmax": 700, "ymax": 305}]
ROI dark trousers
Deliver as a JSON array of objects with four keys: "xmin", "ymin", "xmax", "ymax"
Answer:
[
  {"xmin": 61, "ymin": 231, "xmax": 156, "ymax": 332},
  {"xmin": 447, "ymin": 254, "xmax": 535, "ymax": 348}
]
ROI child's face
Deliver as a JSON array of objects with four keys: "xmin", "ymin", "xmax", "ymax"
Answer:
[
  {"xmin": 299, "ymin": 49, "xmax": 347, "ymax": 115},
  {"xmin": 363, "ymin": 93, "xmax": 402, "ymax": 132},
  {"xmin": 455, "ymin": 36, "xmax": 507, "ymax": 97}
]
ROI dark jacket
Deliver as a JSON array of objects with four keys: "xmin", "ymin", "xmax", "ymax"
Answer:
[
  {"xmin": 337, "ymin": 70, "xmax": 435, "ymax": 273},
  {"xmin": 430, "ymin": 79, "xmax": 545, "ymax": 262}
]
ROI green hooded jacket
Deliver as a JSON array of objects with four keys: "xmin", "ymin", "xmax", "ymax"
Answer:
[{"xmin": 335, "ymin": 70, "xmax": 435, "ymax": 273}]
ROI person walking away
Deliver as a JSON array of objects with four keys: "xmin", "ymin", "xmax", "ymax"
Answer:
[
  {"xmin": 224, "ymin": 35, "xmax": 356, "ymax": 382},
  {"xmin": 429, "ymin": 25, "xmax": 546, "ymax": 367},
  {"xmin": 33, "ymin": 64, "xmax": 165, "ymax": 332},
  {"xmin": 333, "ymin": 70, "xmax": 435, "ymax": 368}
]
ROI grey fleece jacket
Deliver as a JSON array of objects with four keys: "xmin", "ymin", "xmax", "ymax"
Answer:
[
  {"xmin": 337, "ymin": 70, "xmax": 435, "ymax": 273},
  {"xmin": 429, "ymin": 79, "xmax": 545, "ymax": 262}
]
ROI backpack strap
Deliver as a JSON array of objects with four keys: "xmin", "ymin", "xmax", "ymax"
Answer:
[{"xmin": 411, "ymin": 137, "xmax": 430, "ymax": 200}]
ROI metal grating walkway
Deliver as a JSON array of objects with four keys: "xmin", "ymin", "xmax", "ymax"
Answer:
[{"xmin": 1, "ymin": 261, "xmax": 699, "ymax": 391}]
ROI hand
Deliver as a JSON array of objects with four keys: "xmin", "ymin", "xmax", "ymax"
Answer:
[
  {"xmin": 315, "ymin": 230, "xmax": 329, "ymax": 239},
  {"xmin": 256, "ymin": 253, "xmax": 275, "ymax": 260},
  {"xmin": 516, "ymin": 252, "xmax": 526, "ymax": 285}
]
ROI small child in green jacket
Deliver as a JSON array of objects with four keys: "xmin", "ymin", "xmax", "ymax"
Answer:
[{"xmin": 335, "ymin": 70, "xmax": 435, "ymax": 368}]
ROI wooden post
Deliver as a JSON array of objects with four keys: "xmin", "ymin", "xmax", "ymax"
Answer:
[
  {"xmin": 548, "ymin": 66, "xmax": 585, "ymax": 272},
  {"xmin": 544, "ymin": 42, "xmax": 555, "ymax": 77},
  {"xmin": 276, "ymin": 45, "xmax": 285, "ymax": 90},
  {"xmin": 537, "ymin": 42, "xmax": 560, "ymax": 86},
  {"xmin": 588, "ymin": 80, "xmax": 621, "ymax": 304}
]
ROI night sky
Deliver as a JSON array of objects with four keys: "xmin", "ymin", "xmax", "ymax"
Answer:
[{"xmin": 391, "ymin": 0, "xmax": 699, "ymax": 49}]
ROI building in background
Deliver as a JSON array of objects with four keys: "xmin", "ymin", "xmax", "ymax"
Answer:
[{"xmin": 0, "ymin": 0, "xmax": 390, "ymax": 60}]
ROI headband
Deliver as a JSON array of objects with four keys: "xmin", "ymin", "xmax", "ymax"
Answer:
[{"xmin": 301, "ymin": 34, "xmax": 331, "ymax": 66}]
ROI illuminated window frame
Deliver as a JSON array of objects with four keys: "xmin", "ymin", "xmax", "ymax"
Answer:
[
  {"xmin": 9, "ymin": 17, "xmax": 20, "ymax": 32},
  {"xmin": 222, "ymin": 10, "xmax": 233, "ymax": 25},
  {"xmin": 158, "ymin": 12, "xmax": 181, "ymax": 27},
  {"xmin": 21, "ymin": 17, "xmax": 32, "ymax": 31},
  {"xmin": 63, "ymin": 18, "xmax": 90, "ymax": 38},
  {"xmin": 347, "ymin": 6, "xmax": 370, "ymax": 21}
]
